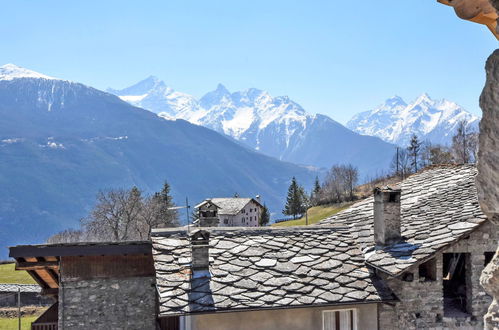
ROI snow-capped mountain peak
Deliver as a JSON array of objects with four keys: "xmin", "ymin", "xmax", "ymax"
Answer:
[
  {"xmin": 347, "ymin": 93, "xmax": 480, "ymax": 146},
  {"xmin": 0, "ymin": 64, "xmax": 58, "ymax": 81}
]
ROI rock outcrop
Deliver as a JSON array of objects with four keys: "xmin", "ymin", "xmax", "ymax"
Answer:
[{"xmin": 478, "ymin": 48, "xmax": 499, "ymax": 329}]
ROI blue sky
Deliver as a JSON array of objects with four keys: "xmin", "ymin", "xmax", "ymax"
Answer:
[{"xmin": 1, "ymin": 0, "xmax": 497, "ymax": 123}]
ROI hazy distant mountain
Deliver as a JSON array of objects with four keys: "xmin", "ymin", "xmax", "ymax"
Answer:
[
  {"xmin": 347, "ymin": 94, "xmax": 480, "ymax": 146},
  {"xmin": 110, "ymin": 78, "xmax": 396, "ymax": 178},
  {"xmin": 0, "ymin": 64, "xmax": 316, "ymax": 256}
]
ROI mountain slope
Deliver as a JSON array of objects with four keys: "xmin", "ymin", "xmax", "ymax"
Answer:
[
  {"xmin": 0, "ymin": 64, "xmax": 316, "ymax": 255},
  {"xmin": 110, "ymin": 79, "xmax": 396, "ymax": 178},
  {"xmin": 347, "ymin": 94, "xmax": 480, "ymax": 146}
]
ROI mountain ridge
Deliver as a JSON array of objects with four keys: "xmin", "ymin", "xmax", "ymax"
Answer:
[
  {"xmin": 0, "ymin": 65, "xmax": 317, "ymax": 257},
  {"xmin": 110, "ymin": 78, "xmax": 396, "ymax": 178},
  {"xmin": 347, "ymin": 93, "xmax": 480, "ymax": 146}
]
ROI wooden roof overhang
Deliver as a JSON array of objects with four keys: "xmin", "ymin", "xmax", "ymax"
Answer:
[
  {"xmin": 438, "ymin": 0, "xmax": 499, "ymax": 39},
  {"xmin": 9, "ymin": 241, "xmax": 151, "ymax": 294}
]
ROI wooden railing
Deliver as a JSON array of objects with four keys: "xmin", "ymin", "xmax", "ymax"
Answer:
[{"xmin": 31, "ymin": 322, "xmax": 57, "ymax": 330}]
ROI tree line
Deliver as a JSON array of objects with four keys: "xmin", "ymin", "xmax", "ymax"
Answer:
[
  {"xmin": 391, "ymin": 119, "xmax": 478, "ymax": 179},
  {"xmin": 47, "ymin": 182, "xmax": 179, "ymax": 243},
  {"xmin": 282, "ymin": 164, "xmax": 359, "ymax": 219}
]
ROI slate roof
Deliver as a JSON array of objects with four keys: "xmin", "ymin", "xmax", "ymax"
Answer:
[
  {"xmin": 152, "ymin": 226, "xmax": 395, "ymax": 316},
  {"xmin": 200, "ymin": 198, "xmax": 258, "ymax": 215},
  {"xmin": 320, "ymin": 164, "xmax": 487, "ymax": 276},
  {"xmin": 0, "ymin": 284, "xmax": 41, "ymax": 293}
]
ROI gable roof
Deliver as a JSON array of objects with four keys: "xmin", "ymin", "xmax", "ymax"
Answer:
[
  {"xmin": 198, "ymin": 198, "xmax": 261, "ymax": 215},
  {"xmin": 320, "ymin": 164, "xmax": 487, "ymax": 277},
  {"xmin": 152, "ymin": 226, "xmax": 395, "ymax": 316}
]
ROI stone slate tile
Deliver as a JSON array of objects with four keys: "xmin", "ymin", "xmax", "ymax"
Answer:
[
  {"xmin": 152, "ymin": 226, "xmax": 395, "ymax": 316},
  {"xmin": 320, "ymin": 164, "xmax": 488, "ymax": 277}
]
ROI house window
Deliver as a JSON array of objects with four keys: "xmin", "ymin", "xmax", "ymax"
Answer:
[
  {"xmin": 419, "ymin": 258, "xmax": 437, "ymax": 281},
  {"xmin": 323, "ymin": 309, "xmax": 357, "ymax": 330},
  {"xmin": 224, "ymin": 219, "xmax": 228, "ymax": 224}
]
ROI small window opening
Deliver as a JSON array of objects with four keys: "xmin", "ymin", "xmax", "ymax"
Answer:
[
  {"xmin": 388, "ymin": 192, "xmax": 399, "ymax": 202},
  {"xmin": 485, "ymin": 252, "xmax": 495, "ymax": 267},
  {"xmin": 402, "ymin": 272, "xmax": 413, "ymax": 282},
  {"xmin": 419, "ymin": 258, "xmax": 437, "ymax": 281},
  {"xmin": 323, "ymin": 309, "xmax": 357, "ymax": 330},
  {"xmin": 443, "ymin": 253, "xmax": 471, "ymax": 317}
]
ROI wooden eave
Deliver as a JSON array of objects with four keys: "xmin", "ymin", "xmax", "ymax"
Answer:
[
  {"xmin": 438, "ymin": 0, "xmax": 499, "ymax": 39},
  {"xmin": 9, "ymin": 241, "xmax": 151, "ymax": 292}
]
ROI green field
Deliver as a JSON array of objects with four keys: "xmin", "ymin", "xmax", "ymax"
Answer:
[
  {"xmin": 0, "ymin": 316, "xmax": 37, "ymax": 330},
  {"xmin": 272, "ymin": 203, "xmax": 351, "ymax": 227},
  {"xmin": 0, "ymin": 263, "xmax": 36, "ymax": 285}
]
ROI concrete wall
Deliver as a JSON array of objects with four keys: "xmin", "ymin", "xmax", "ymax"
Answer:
[
  {"xmin": 187, "ymin": 303, "xmax": 378, "ymax": 330},
  {"xmin": 379, "ymin": 221, "xmax": 498, "ymax": 330},
  {"xmin": 58, "ymin": 277, "xmax": 156, "ymax": 330}
]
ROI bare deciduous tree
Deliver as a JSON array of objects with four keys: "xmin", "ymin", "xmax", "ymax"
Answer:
[
  {"xmin": 48, "ymin": 182, "xmax": 180, "ymax": 243},
  {"xmin": 452, "ymin": 120, "xmax": 478, "ymax": 164},
  {"xmin": 391, "ymin": 148, "xmax": 412, "ymax": 179},
  {"xmin": 315, "ymin": 164, "xmax": 359, "ymax": 205}
]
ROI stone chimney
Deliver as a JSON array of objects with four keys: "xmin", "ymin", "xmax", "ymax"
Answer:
[
  {"xmin": 255, "ymin": 194, "xmax": 261, "ymax": 203},
  {"xmin": 373, "ymin": 187, "xmax": 402, "ymax": 246},
  {"xmin": 191, "ymin": 230, "xmax": 210, "ymax": 270}
]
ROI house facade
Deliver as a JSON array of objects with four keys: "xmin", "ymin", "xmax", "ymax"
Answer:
[
  {"xmin": 8, "ymin": 164, "xmax": 497, "ymax": 330},
  {"xmin": 195, "ymin": 197, "xmax": 263, "ymax": 227}
]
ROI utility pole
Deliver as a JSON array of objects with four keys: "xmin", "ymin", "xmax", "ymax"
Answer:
[
  {"xmin": 17, "ymin": 287, "xmax": 20, "ymax": 330},
  {"xmin": 396, "ymin": 147, "xmax": 399, "ymax": 176}
]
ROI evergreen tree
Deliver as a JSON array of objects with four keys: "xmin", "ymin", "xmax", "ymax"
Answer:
[
  {"xmin": 283, "ymin": 177, "xmax": 306, "ymax": 219},
  {"xmin": 407, "ymin": 134, "xmax": 422, "ymax": 173},
  {"xmin": 153, "ymin": 181, "xmax": 179, "ymax": 227},
  {"xmin": 259, "ymin": 203, "xmax": 270, "ymax": 226}
]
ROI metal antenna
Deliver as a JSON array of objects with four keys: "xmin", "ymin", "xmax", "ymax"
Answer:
[{"xmin": 186, "ymin": 197, "xmax": 190, "ymax": 234}]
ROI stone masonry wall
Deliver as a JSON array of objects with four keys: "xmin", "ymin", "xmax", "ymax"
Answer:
[
  {"xmin": 58, "ymin": 277, "xmax": 156, "ymax": 330},
  {"xmin": 379, "ymin": 221, "xmax": 498, "ymax": 330}
]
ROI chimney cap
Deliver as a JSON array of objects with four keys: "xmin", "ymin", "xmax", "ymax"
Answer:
[
  {"xmin": 191, "ymin": 230, "xmax": 210, "ymax": 245},
  {"xmin": 373, "ymin": 186, "xmax": 401, "ymax": 194}
]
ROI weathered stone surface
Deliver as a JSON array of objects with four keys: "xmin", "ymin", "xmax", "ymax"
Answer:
[
  {"xmin": 478, "ymin": 47, "xmax": 499, "ymax": 330},
  {"xmin": 151, "ymin": 227, "xmax": 395, "ymax": 316},
  {"xmin": 59, "ymin": 277, "xmax": 156, "ymax": 330},
  {"xmin": 322, "ymin": 165, "xmax": 487, "ymax": 276}
]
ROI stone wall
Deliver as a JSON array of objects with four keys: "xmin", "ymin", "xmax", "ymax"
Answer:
[
  {"xmin": 378, "ymin": 221, "xmax": 498, "ymax": 330},
  {"xmin": 58, "ymin": 276, "xmax": 156, "ymax": 330}
]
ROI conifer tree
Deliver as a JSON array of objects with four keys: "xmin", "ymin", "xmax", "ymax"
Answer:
[
  {"xmin": 152, "ymin": 181, "xmax": 179, "ymax": 227},
  {"xmin": 259, "ymin": 203, "xmax": 270, "ymax": 226},
  {"xmin": 407, "ymin": 134, "xmax": 422, "ymax": 173},
  {"xmin": 283, "ymin": 177, "xmax": 306, "ymax": 219}
]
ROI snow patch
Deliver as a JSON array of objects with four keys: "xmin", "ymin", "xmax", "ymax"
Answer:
[{"xmin": 0, "ymin": 64, "xmax": 59, "ymax": 81}]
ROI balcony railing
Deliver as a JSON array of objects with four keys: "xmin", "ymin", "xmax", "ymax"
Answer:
[{"xmin": 32, "ymin": 322, "xmax": 57, "ymax": 330}]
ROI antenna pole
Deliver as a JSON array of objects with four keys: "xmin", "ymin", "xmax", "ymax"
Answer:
[{"xmin": 186, "ymin": 197, "xmax": 190, "ymax": 234}]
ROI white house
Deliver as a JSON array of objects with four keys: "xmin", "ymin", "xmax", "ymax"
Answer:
[{"xmin": 195, "ymin": 196, "xmax": 263, "ymax": 227}]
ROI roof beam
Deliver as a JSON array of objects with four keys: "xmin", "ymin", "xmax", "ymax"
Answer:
[{"xmin": 15, "ymin": 261, "xmax": 59, "ymax": 270}]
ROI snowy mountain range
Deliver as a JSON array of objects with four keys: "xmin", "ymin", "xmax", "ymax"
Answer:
[
  {"xmin": 346, "ymin": 94, "xmax": 480, "ymax": 146},
  {"xmin": 109, "ymin": 77, "xmax": 396, "ymax": 177},
  {"xmin": 0, "ymin": 64, "xmax": 316, "ymax": 256}
]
